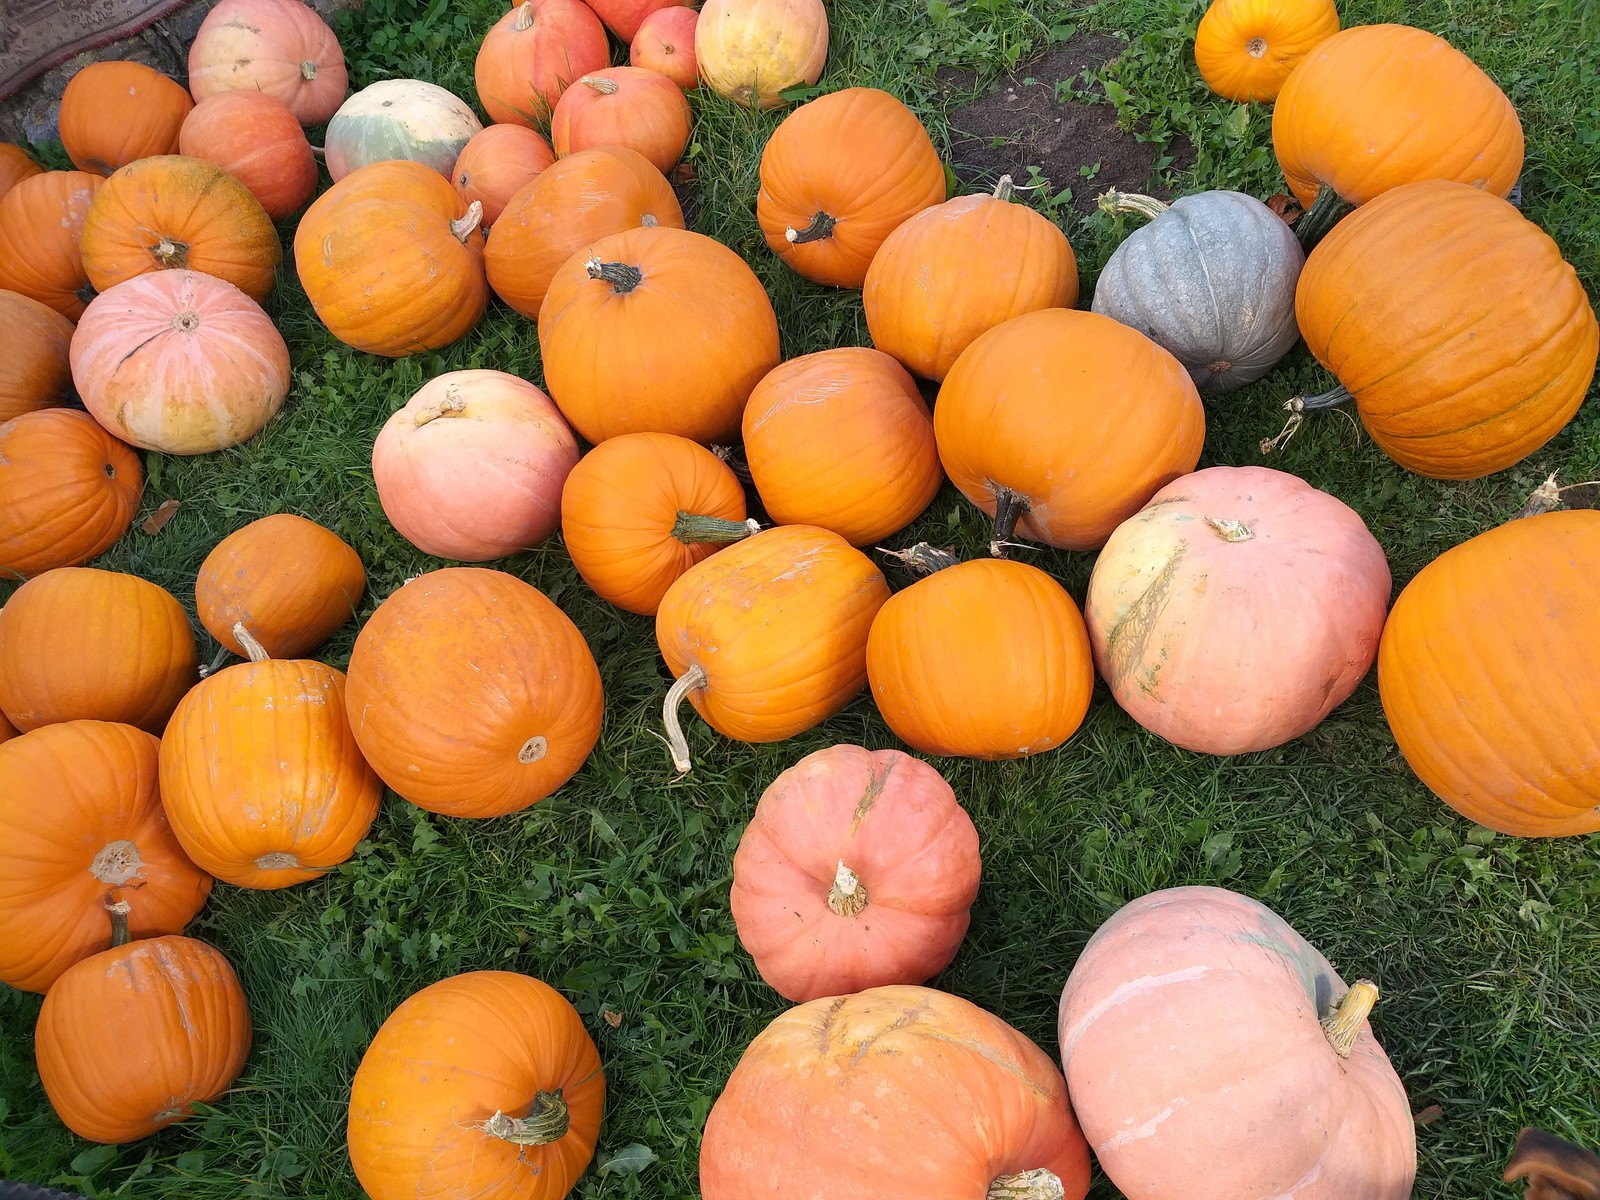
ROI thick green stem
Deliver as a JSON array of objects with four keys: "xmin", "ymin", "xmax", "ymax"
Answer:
[
  {"xmin": 586, "ymin": 258, "xmax": 643, "ymax": 293},
  {"xmin": 482, "ymin": 1091, "xmax": 569, "ymax": 1145},
  {"xmin": 1097, "ymin": 188, "xmax": 1170, "ymax": 222},
  {"xmin": 671, "ymin": 513, "xmax": 760, "ymax": 545},
  {"xmin": 989, "ymin": 486, "xmax": 1030, "ymax": 558},
  {"xmin": 826, "ymin": 861, "xmax": 868, "ymax": 917},
  {"xmin": 1320, "ymin": 979, "xmax": 1379, "ymax": 1058},
  {"xmin": 662, "ymin": 663, "xmax": 708, "ymax": 773},
  {"xmin": 1295, "ymin": 187, "xmax": 1355, "ymax": 250},
  {"xmin": 106, "ymin": 899, "xmax": 132, "ymax": 949},
  {"xmin": 988, "ymin": 1168, "xmax": 1066, "ymax": 1199},
  {"xmin": 785, "ymin": 211, "xmax": 837, "ymax": 245}
]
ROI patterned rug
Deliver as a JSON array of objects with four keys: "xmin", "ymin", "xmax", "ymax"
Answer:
[{"xmin": 0, "ymin": 0, "xmax": 192, "ymax": 99}]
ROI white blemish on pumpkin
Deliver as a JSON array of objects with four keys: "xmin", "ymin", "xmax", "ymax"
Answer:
[
  {"xmin": 1095, "ymin": 1098, "xmax": 1187, "ymax": 1152},
  {"xmin": 1059, "ymin": 966, "xmax": 1212, "ymax": 1055},
  {"xmin": 1265, "ymin": 1160, "xmax": 1323, "ymax": 1199}
]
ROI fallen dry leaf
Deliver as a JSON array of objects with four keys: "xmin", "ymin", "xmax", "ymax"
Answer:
[
  {"xmin": 1414, "ymin": 1104, "xmax": 1444, "ymax": 1127},
  {"xmin": 140, "ymin": 499, "xmax": 181, "ymax": 536},
  {"xmin": 1266, "ymin": 193, "xmax": 1304, "ymax": 227},
  {"xmin": 602, "ymin": 1009, "xmax": 624, "ymax": 1028}
]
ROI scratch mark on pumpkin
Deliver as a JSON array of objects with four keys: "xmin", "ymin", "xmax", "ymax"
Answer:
[
  {"xmin": 1096, "ymin": 1098, "xmax": 1188, "ymax": 1153},
  {"xmin": 1102, "ymin": 545, "xmax": 1187, "ymax": 691},
  {"xmin": 1265, "ymin": 1159, "xmax": 1323, "ymax": 1199},
  {"xmin": 1059, "ymin": 965, "xmax": 1212, "ymax": 1057},
  {"xmin": 849, "ymin": 757, "xmax": 895, "ymax": 832}
]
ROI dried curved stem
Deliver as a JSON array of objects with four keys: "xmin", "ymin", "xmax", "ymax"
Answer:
[
  {"xmin": 988, "ymin": 1168, "xmax": 1065, "ymax": 1199},
  {"xmin": 785, "ymin": 211, "xmax": 837, "ymax": 245},
  {"xmin": 1320, "ymin": 979, "xmax": 1379, "ymax": 1058},
  {"xmin": 585, "ymin": 258, "xmax": 644, "ymax": 293},
  {"xmin": 662, "ymin": 663, "xmax": 708, "ymax": 773},
  {"xmin": 482, "ymin": 1091, "xmax": 569, "ymax": 1145},
  {"xmin": 1097, "ymin": 188, "xmax": 1169, "ymax": 221},
  {"xmin": 1260, "ymin": 385, "xmax": 1352, "ymax": 455},
  {"xmin": 232, "ymin": 622, "xmax": 271, "ymax": 663},
  {"xmin": 450, "ymin": 201, "xmax": 484, "ymax": 243}
]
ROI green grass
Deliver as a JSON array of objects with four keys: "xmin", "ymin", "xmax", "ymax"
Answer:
[{"xmin": 3, "ymin": 0, "xmax": 1599, "ymax": 1195}]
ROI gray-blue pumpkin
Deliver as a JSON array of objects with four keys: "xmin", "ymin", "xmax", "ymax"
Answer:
[{"xmin": 1090, "ymin": 190, "xmax": 1303, "ymax": 393}]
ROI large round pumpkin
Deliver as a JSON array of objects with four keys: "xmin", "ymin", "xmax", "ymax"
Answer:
[
  {"xmin": 325, "ymin": 79, "xmax": 483, "ymax": 182},
  {"xmin": 372, "ymin": 369, "xmax": 579, "ymax": 562},
  {"xmin": 71, "ymin": 270, "xmax": 291, "ymax": 455},
  {"xmin": 0, "ymin": 170, "xmax": 104, "ymax": 320},
  {"xmin": 1293, "ymin": 180, "xmax": 1598, "ymax": 479},
  {"xmin": 474, "ymin": 0, "xmax": 610, "ymax": 128},
  {"xmin": 1194, "ymin": 0, "xmax": 1339, "ymax": 103},
  {"xmin": 0, "ymin": 568, "xmax": 198, "ymax": 734},
  {"xmin": 631, "ymin": 7, "xmax": 700, "ymax": 91},
  {"xmin": 560, "ymin": 432, "xmax": 753, "ymax": 615},
  {"xmin": 730, "ymin": 745, "xmax": 981, "ymax": 1003},
  {"xmin": 549, "ymin": 66, "xmax": 692, "ymax": 175},
  {"xmin": 0, "ymin": 289, "xmax": 75, "ymax": 424},
  {"xmin": 587, "ymin": 0, "xmax": 690, "ymax": 41},
  {"xmin": 78, "ymin": 155, "xmax": 282, "ymax": 305},
  {"xmin": 294, "ymin": 160, "xmax": 487, "ymax": 357},
  {"xmin": 654, "ymin": 525, "xmax": 890, "ymax": 771},
  {"xmin": 1086, "ymin": 466, "xmax": 1391, "ymax": 756},
  {"xmin": 196, "ymin": 514, "xmax": 366, "ymax": 659},
  {"xmin": 348, "ymin": 971, "xmax": 604, "ymax": 1200},
  {"xmin": 484, "ymin": 145, "xmax": 684, "ymax": 320},
  {"xmin": 1058, "ymin": 885, "xmax": 1415, "ymax": 1200},
  {"xmin": 695, "ymin": 0, "xmax": 828, "ymax": 110},
  {"xmin": 701, "ymin": 984, "xmax": 1091, "ymax": 1200},
  {"xmin": 757, "ymin": 87, "xmax": 945, "ymax": 288},
  {"xmin": 1378, "ymin": 509, "xmax": 1600, "ymax": 837},
  {"xmin": 188, "ymin": 0, "xmax": 348, "ymax": 125},
  {"xmin": 0, "ymin": 720, "xmax": 211, "ymax": 994},
  {"xmin": 58, "ymin": 61, "xmax": 193, "ymax": 177},
  {"xmin": 179, "ymin": 92, "xmax": 318, "ymax": 221},
  {"xmin": 345, "ymin": 568, "xmax": 603, "ymax": 818},
  {"xmin": 741, "ymin": 347, "xmax": 942, "ymax": 546},
  {"xmin": 0, "ymin": 144, "xmax": 43, "ymax": 202},
  {"xmin": 452, "ymin": 125, "xmax": 555, "ymax": 227},
  {"xmin": 935, "ymin": 308, "xmax": 1206, "ymax": 553},
  {"xmin": 538, "ymin": 224, "xmax": 779, "ymax": 445},
  {"xmin": 0, "ymin": 410, "xmax": 142, "ymax": 579}
]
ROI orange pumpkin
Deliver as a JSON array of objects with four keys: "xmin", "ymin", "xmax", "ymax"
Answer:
[
  {"xmin": 0, "ymin": 712, "xmax": 16, "ymax": 743},
  {"xmin": 187, "ymin": 0, "xmax": 349, "ymax": 126},
  {"xmin": 0, "ymin": 289, "xmax": 75, "ymax": 424},
  {"xmin": 0, "ymin": 144, "xmax": 43, "ymax": 202},
  {"xmin": 78, "ymin": 155, "xmax": 282, "ymax": 305},
  {"xmin": 484, "ymin": 146, "xmax": 684, "ymax": 320},
  {"xmin": 1193, "ymin": 0, "xmax": 1339, "ymax": 103},
  {"xmin": 935, "ymin": 309, "xmax": 1206, "ymax": 552},
  {"xmin": 741, "ymin": 348, "xmax": 942, "ymax": 546},
  {"xmin": 631, "ymin": 7, "xmax": 700, "ymax": 91},
  {"xmin": 452, "ymin": 125, "xmax": 555, "ymax": 226},
  {"xmin": 757, "ymin": 87, "xmax": 945, "ymax": 288},
  {"xmin": 178, "ymin": 91, "xmax": 318, "ymax": 221},
  {"xmin": 0, "ymin": 568, "xmax": 198, "ymax": 733},
  {"xmin": 348, "ymin": 971, "xmax": 604, "ymax": 1200},
  {"xmin": 550, "ymin": 67, "xmax": 692, "ymax": 175},
  {"xmin": 560, "ymin": 432, "xmax": 753, "ymax": 615},
  {"xmin": 1292, "ymin": 180, "xmax": 1598, "ymax": 480},
  {"xmin": 539, "ymin": 224, "xmax": 780, "ymax": 445},
  {"xmin": 58, "ymin": 61, "xmax": 193, "ymax": 177},
  {"xmin": 345, "ymin": 568, "xmax": 603, "ymax": 818},
  {"xmin": 474, "ymin": 0, "xmax": 610, "ymax": 127},
  {"xmin": 0, "ymin": 720, "xmax": 212, "ymax": 994},
  {"xmin": 0, "ymin": 170, "xmax": 104, "ymax": 319},
  {"xmin": 695, "ymin": 0, "xmax": 828, "ymax": 110},
  {"xmin": 0, "ymin": 410, "xmax": 142, "ymax": 579},
  {"xmin": 295, "ymin": 160, "xmax": 487, "ymax": 357},
  {"xmin": 196, "ymin": 514, "xmax": 366, "ymax": 659},
  {"xmin": 35, "ymin": 904, "xmax": 251, "ymax": 1143},
  {"xmin": 655, "ymin": 525, "xmax": 890, "ymax": 771}
]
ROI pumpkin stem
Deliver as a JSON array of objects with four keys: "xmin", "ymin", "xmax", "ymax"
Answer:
[
  {"xmin": 585, "ymin": 257, "xmax": 644, "ymax": 294},
  {"xmin": 1513, "ymin": 471, "xmax": 1600, "ymax": 519},
  {"xmin": 877, "ymin": 541, "xmax": 961, "ymax": 575},
  {"xmin": 785, "ymin": 211, "xmax": 837, "ymax": 245},
  {"xmin": 450, "ymin": 201, "xmax": 484, "ymax": 244},
  {"xmin": 826, "ymin": 860, "xmax": 868, "ymax": 917},
  {"xmin": 1259, "ymin": 385, "xmax": 1351, "ymax": 455},
  {"xmin": 105, "ymin": 898, "xmax": 132, "ymax": 950},
  {"xmin": 414, "ymin": 393, "xmax": 469, "ymax": 427},
  {"xmin": 989, "ymin": 486, "xmax": 1030, "ymax": 558},
  {"xmin": 671, "ymin": 512, "xmax": 760, "ymax": 545},
  {"xmin": 300, "ymin": 59, "xmax": 318, "ymax": 80},
  {"xmin": 91, "ymin": 840, "xmax": 143, "ymax": 886},
  {"xmin": 1204, "ymin": 517, "xmax": 1254, "ymax": 542},
  {"xmin": 1295, "ymin": 187, "xmax": 1355, "ymax": 250},
  {"xmin": 987, "ymin": 1168, "xmax": 1066, "ymax": 1200},
  {"xmin": 231, "ymin": 622, "xmax": 272, "ymax": 663},
  {"xmin": 481, "ymin": 1091, "xmax": 570, "ymax": 1145},
  {"xmin": 1321, "ymin": 979, "xmax": 1379, "ymax": 1058},
  {"xmin": 1097, "ymin": 188, "xmax": 1169, "ymax": 222},
  {"xmin": 512, "ymin": 1, "xmax": 535, "ymax": 31},
  {"xmin": 1246, "ymin": 36, "xmax": 1267, "ymax": 57},
  {"xmin": 583, "ymin": 76, "xmax": 620, "ymax": 95},
  {"xmin": 662, "ymin": 663, "xmax": 709, "ymax": 773},
  {"xmin": 150, "ymin": 236, "xmax": 189, "ymax": 269},
  {"xmin": 993, "ymin": 174, "xmax": 1017, "ymax": 202}
]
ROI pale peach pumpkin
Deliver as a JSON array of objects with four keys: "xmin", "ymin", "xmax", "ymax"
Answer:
[{"xmin": 188, "ymin": 0, "xmax": 349, "ymax": 125}]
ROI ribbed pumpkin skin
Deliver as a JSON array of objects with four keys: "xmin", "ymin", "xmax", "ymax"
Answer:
[
  {"xmin": 294, "ymin": 160, "xmax": 487, "ymax": 357},
  {"xmin": 1378, "ymin": 511, "xmax": 1600, "ymax": 837},
  {"xmin": 0, "ymin": 171, "xmax": 104, "ymax": 320},
  {"xmin": 188, "ymin": 0, "xmax": 348, "ymax": 125},
  {"xmin": 0, "ymin": 721, "xmax": 212, "ymax": 994},
  {"xmin": 655, "ymin": 526, "xmax": 890, "ymax": 745},
  {"xmin": 58, "ymin": 62, "xmax": 193, "ymax": 177},
  {"xmin": 550, "ymin": 67, "xmax": 693, "ymax": 174},
  {"xmin": 0, "ymin": 712, "xmax": 16, "ymax": 743},
  {"xmin": 757, "ymin": 87, "xmax": 945, "ymax": 288},
  {"xmin": 324, "ymin": 79, "xmax": 483, "ymax": 181},
  {"xmin": 1296, "ymin": 180, "xmax": 1598, "ymax": 479},
  {"xmin": 196, "ymin": 514, "xmax": 366, "ymax": 659},
  {"xmin": 1194, "ymin": 0, "xmax": 1339, "ymax": 103},
  {"xmin": 474, "ymin": 0, "xmax": 610, "ymax": 128},
  {"xmin": 695, "ymin": 0, "xmax": 828, "ymax": 110},
  {"xmin": 631, "ymin": 7, "xmax": 700, "ymax": 90},
  {"xmin": 539, "ymin": 225, "xmax": 779, "ymax": 445},
  {"xmin": 0, "ymin": 410, "xmax": 141, "ymax": 579},
  {"xmin": 1058, "ymin": 886, "xmax": 1415, "ymax": 1200},
  {"xmin": 0, "ymin": 145, "xmax": 43, "ymax": 202},
  {"xmin": 0, "ymin": 290, "xmax": 74, "ymax": 424},
  {"xmin": 348, "ymin": 971, "xmax": 604, "ymax": 1200},
  {"xmin": 179, "ymin": 92, "xmax": 318, "ymax": 221},
  {"xmin": 1272, "ymin": 24, "xmax": 1523, "ymax": 208},
  {"xmin": 935, "ymin": 309, "xmax": 1207, "ymax": 552},
  {"xmin": 345, "ymin": 568, "xmax": 603, "ymax": 817},
  {"xmin": 863, "ymin": 182, "xmax": 1079, "ymax": 381},
  {"xmin": 0, "ymin": 568, "xmax": 198, "ymax": 734},
  {"xmin": 730, "ymin": 745, "xmax": 981, "ymax": 1003},
  {"xmin": 701, "ymin": 985, "xmax": 1092, "ymax": 1200},
  {"xmin": 485, "ymin": 146, "xmax": 684, "ymax": 320},
  {"xmin": 36, "ymin": 933, "xmax": 251, "ymax": 1144},
  {"xmin": 742, "ymin": 348, "xmax": 941, "ymax": 546},
  {"xmin": 452, "ymin": 125, "xmax": 555, "ymax": 226}
]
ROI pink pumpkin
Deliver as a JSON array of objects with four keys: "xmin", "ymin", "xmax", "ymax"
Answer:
[
  {"xmin": 1084, "ymin": 465, "xmax": 1390, "ymax": 755},
  {"xmin": 1058, "ymin": 885, "xmax": 1416, "ymax": 1200},
  {"xmin": 631, "ymin": 7, "xmax": 700, "ymax": 91},
  {"xmin": 179, "ymin": 92, "xmax": 318, "ymax": 221},
  {"xmin": 70, "ymin": 270, "xmax": 290, "ymax": 455},
  {"xmin": 588, "ymin": 0, "xmax": 691, "ymax": 42},
  {"xmin": 372, "ymin": 369, "xmax": 580, "ymax": 562},
  {"xmin": 730, "ymin": 745, "xmax": 980, "ymax": 1003},
  {"xmin": 451, "ymin": 125, "xmax": 555, "ymax": 227},
  {"xmin": 188, "ymin": 0, "xmax": 349, "ymax": 126},
  {"xmin": 549, "ymin": 66, "xmax": 692, "ymax": 175}
]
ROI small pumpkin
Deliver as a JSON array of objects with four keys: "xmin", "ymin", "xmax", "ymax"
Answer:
[
  {"xmin": 348, "ymin": 971, "xmax": 604, "ymax": 1200},
  {"xmin": 655, "ymin": 525, "xmax": 890, "ymax": 771},
  {"xmin": 1193, "ymin": 0, "xmax": 1340, "ymax": 103},
  {"xmin": 71, "ymin": 270, "xmax": 291, "ymax": 455},
  {"xmin": 730, "ymin": 744, "xmax": 981, "ymax": 1003},
  {"xmin": 1058, "ymin": 886, "xmax": 1415, "ymax": 1200},
  {"xmin": 485, "ymin": 146, "xmax": 684, "ymax": 321},
  {"xmin": 474, "ymin": 0, "xmax": 610, "ymax": 128},
  {"xmin": 863, "ymin": 175, "xmax": 1079, "ymax": 381},
  {"xmin": 695, "ymin": 0, "xmax": 828, "ymax": 110},
  {"xmin": 1091, "ymin": 189, "xmax": 1304, "ymax": 393},
  {"xmin": 631, "ymin": 7, "xmax": 700, "ymax": 91},
  {"xmin": 550, "ymin": 67, "xmax": 692, "ymax": 175},
  {"xmin": 187, "ymin": 0, "xmax": 348, "ymax": 125},
  {"xmin": 586, "ymin": 0, "xmax": 690, "ymax": 42},
  {"xmin": 294, "ymin": 160, "xmax": 488, "ymax": 357},
  {"xmin": 0, "ymin": 144, "xmax": 43, "ymax": 202},
  {"xmin": 195, "ymin": 514, "xmax": 367, "ymax": 659},
  {"xmin": 741, "ymin": 348, "xmax": 942, "ymax": 546},
  {"xmin": 0, "ymin": 568, "xmax": 198, "ymax": 734},
  {"xmin": 0, "ymin": 720, "xmax": 212, "ymax": 994},
  {"xmin": 0, "ymin": 410, "xmax": 142, "ymax": 580},
  {"xmin": 935, "ymin": 309, "xmax": 1206, "ymax": 553},
  {"xmin": 325, "ymin": 79, "xmax": 483, "ymax": 182},
  {"xmin": 0, "ymin": 170, "xmax": 104, "ymax": 319},
  {"xmin": 178, "ymin": 91, "xmax": 318, "ymax": 221},
  {"xmin": 35, "ymin": 903, "xmax": 251, "ymax": 1144},
  {"xmin": 701, "ymin": 984, "xmax": 1092, "ymax": 1200},
  {"xmin": 0, "ymin": 290, "xmax": 75, "ymax": 424},
  {"xmin": 452, "ymin": 125, "xmax": 555, "ymax": 226},
  {"xmin": 757, "ymin": 87, "xmax": 945, "ymax": 288},
  {"xmin": 372, "ymin": 369, "xmax": 580, "ymax": 562},
  {"xmin": 58, "ymin": 62, "xmax": 193, "ymax": 177},
  {"xmin": 345, "ymin": 568, "xmax": 604, "ymax": 818},
  {"xmin": 560, "ymin": 432, "xmax": 754, "ymax": 615},
  {"xmin": 539, "ymin": 224, "xmax": 779, "ymax": 445}
]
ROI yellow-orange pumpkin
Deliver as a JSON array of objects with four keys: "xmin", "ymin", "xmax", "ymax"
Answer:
[
  {"xmin": 0, "ymin": 170, "xmax": 104, "ymax": 319},
  {"xmin": 1194, "ymin": 0, "xmax": 1339, "ymax": 103},
  {"xmin": 0, "ymin": 289, "xmax": 75, "ymax": 424},
  {"xmin": 695, "ymin": 0, "xmax": 828, "ymax": 109},
  {"xmin": 58, "ymin": 61, "xmax": 193, "ymax": 177}
]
